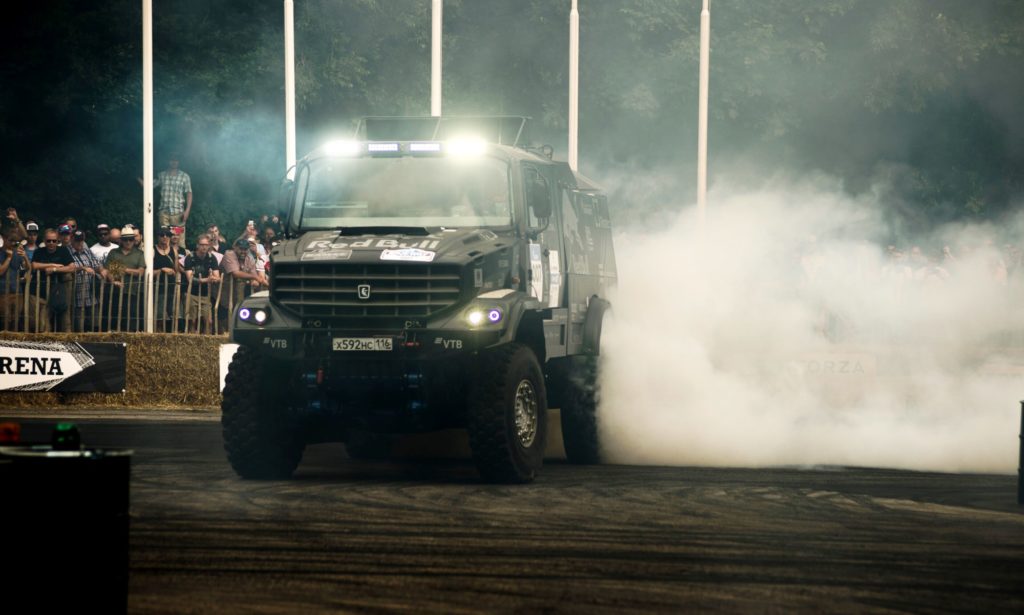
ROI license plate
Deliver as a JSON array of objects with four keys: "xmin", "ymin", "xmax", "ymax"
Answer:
[{"xmin": 332, "ymin": 337, "xmax": 393, "ymax": 352}]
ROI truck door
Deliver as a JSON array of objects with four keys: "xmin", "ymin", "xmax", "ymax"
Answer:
[{"xmin": 522, "ymin": 164, "xmax": 564, "ymax": 308}]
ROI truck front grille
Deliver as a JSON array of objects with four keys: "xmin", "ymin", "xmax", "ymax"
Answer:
[{"xmin": 272, "ymin": 262, "xmax": 463, "ymax": 319}]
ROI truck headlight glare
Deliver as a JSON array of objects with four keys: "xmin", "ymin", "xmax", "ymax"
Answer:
[
  {"xmin": 447, "ymin": 138, "xmax": 487, "ymax": 157},
  {"xmin": 254, "ymin": 309, "xmax": 269, "ymax": 324},
  {"xmin": 466, "ymin": 307, "xmax": 503, "ymax": 327},
  {"xmin": 323, "ymin": 139, "xmax": 361, "ymax": 157}
]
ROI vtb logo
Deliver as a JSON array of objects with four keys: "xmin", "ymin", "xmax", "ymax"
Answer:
[{"xmin": 357, "ymin": 284, "xmax": 371, "ymax": 300}]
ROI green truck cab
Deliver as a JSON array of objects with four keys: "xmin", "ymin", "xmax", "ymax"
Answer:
[{"xmin": 222, "ymin": 117, "xmax": 616, "ymax": 483}]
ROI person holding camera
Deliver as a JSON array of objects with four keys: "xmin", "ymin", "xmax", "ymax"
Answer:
[{"xmin": 0, "ymin": 227, "xmax": 30, "ymax": 330}]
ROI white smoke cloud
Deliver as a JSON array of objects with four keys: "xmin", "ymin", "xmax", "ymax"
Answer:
[{"xmin": 599, "ymin": 172, "xmax": 1023, "ymax": 473}]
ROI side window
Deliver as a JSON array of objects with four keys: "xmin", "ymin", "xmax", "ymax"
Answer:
[{"xmin": 524, "ymin": 166, "xmax": 551, "ymax": 231}]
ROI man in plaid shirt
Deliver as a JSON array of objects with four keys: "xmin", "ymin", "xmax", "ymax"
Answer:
[
  {"xmin": 68, "ymin": 229, "xmax": 107, "ymax": 331},
  {"xmin": 141, "ymin": 155, "xmax": 194, "ymax": 247}
]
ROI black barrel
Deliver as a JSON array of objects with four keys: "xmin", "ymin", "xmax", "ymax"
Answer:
[{"xmin": 0, "ymin": 442, "xmax": 132, "ymax": 612}]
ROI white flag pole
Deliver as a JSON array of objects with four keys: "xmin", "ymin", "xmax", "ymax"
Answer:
[
  {"xmin": 431, "ymin": 0, "xmax": 443, "ymax": 116},
  {"xmin": 697, "ymin": 0, "xmax": 710, "ymax": 232},
  {"xmin": 568, "ymin": 0, "xmax": 579, "ymax": 172},
  {"xmin": 143, "ymin": 0, "xmax": 154, "ymax": 333},
  {"xmin": 285, "ymin": 0, "xmax": 296, "ymax": 175}
]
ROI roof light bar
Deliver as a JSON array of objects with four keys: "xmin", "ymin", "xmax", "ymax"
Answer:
[
  {"xmin": 409, "ymin": 142, "xmax": 443, "ymax": 153},
  {"xmin": 447, "ymin": 138, "xmax": 487, "ymax": 157},
  {"xmin": 323, "ymin": 140, "xmax": 362, "ymax": 157},
  {"xmin": 368, "ymin": 142, "xmax": 400, "ymax": 153}
]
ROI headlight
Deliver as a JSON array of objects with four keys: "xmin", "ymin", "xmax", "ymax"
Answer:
[
  {"xmin": 238, "ymin": 307, "xmax": 270, "ymax": 325},
  {"xmin": 466, "ymin": 307, "xmax": 503, "ymax": 327}
]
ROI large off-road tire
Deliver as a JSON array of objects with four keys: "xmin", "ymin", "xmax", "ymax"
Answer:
[
  {"xmin": 344, "ymin": 431, "xmax": 393, "ymax": 460},
  {"xmin": 560, "ymin": 355, "xmax": 601, "ymax": 464},
  {"xmin": 221, "ymin": 346, "xmax": 305, "ymax": 479},
  {"xmin": 467, "ymin": 343, "xmax": 548, "ymax": 484}
]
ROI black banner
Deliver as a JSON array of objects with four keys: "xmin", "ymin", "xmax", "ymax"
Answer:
[{"xmin": 0, "ymin": 341, "xmax": 126, "ymax": 393}]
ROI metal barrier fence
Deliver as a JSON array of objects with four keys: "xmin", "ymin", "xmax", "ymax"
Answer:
[{"xmin": 0, "ymin": 269, "xmax": 255, "ymax": 334}]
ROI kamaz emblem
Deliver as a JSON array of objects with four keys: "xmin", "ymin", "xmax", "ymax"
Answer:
[{"xmin": 357, "ymin": 284, "xmax": 371, "ymax": 300}]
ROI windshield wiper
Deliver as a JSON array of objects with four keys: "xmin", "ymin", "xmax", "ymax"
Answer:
[{"xmin": 334, "ymin": 226, "xmax": 431, "ymax": 236}]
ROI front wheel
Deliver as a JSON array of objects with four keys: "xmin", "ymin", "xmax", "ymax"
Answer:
[
  {"xmin": 221, "ymin": 346, "xmax": 305, "ymax": 479},
  {"xmin": 467, "ymin": 344, "xmax": 548, "ymax": 484}
]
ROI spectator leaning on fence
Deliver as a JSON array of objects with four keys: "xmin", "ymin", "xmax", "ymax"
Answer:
[
  {"xmin": 106, "ymin": 225, "xmax": 146, "ymax": 284},
  {"xmin": 184, "ymin": 234, "xmax": 221, "ymax": 333},
  {"xmin": 91, "ymin": 223, "xmax": 117, "ymax": 263},
  {"xmin": 105, "ymin": 225, "xmax": 147, "ymax": 331},
  {"xmin": 153, "ymin": 228, "xmax": 182, "ymax": 331},
  {"xmin": 30, "ymin": 228, "xmax": 76, "ymax": 332},
  {"xmin": 68, "ymin": 229, "xmax": 107, "ymax": 331},
  {"xmin": 221, "ymin": 237, "xmax": 267, "ymax": 306}
]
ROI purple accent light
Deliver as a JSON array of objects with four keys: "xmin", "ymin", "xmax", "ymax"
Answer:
[
  {"xmin": 487, "ymin": 309, "xmax": 502, "ymax": 323},
  {"xmin": 239, "ymin": 308, "xmax": 251, "ymax": 320}
]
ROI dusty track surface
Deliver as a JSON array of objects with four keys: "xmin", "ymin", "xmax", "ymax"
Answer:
[{"xmin": 6, "ymin": 418, "xmax": 1023, "ymax": 613}]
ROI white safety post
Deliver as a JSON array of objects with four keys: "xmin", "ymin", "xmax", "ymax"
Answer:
[
  {"xmin": 568, "ymin": 0, "xmax": 579, "ymax": 172},
  {"xmin": 143, "ymin": 0, "xmax": 154, "ymax": 332},
  {"xmin": 697, "ymin": 0, "xmax": 710, "ymax": 232},
  {"xmin": 431, "ymin": 0, "xmax": 443, "ymax": 116},
  {"xmin": 285, "ymin": 0, "xmax": 296, "ymax": 175}
]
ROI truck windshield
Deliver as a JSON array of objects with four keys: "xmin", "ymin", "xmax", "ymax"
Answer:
[{"xmin": 296, "ymin": 156, "xmax": 512, "ymax": 230}]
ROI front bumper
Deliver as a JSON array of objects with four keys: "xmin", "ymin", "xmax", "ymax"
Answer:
[{"xmin": 230, "ymin": 294, "xmax": 508, "ymax": 360}]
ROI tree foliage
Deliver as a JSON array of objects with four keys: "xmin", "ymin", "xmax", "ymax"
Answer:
[{"xmin": 0, "ymin": 0, "xmax": 1021, "ymax": 235}]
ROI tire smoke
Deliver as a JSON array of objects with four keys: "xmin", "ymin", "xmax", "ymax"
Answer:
[{"xmin": 599, "ymin": 176, "xmax": 1022, "ymax": 473}]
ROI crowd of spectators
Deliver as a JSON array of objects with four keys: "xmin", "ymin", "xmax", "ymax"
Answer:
[
  {"xmin": 797, "ymin": 237, "xmax": 1020, "ymax": 289},
  {"xmin": 0, "ymin": 207, "xmax": 283, "ymax": 334},
  {"xmin": 794, "ymin": 235, "xmax": 1023, "ymax": 343}
]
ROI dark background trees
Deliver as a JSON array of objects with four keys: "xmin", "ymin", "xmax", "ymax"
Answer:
[{"xmin": 1, "ymin": 0, "xmax": 1021, "ymax": 238}]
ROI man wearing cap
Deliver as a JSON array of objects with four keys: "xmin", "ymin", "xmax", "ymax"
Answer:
[
  {"xmin": 169, "ymin": 225, "xmax": 190, "ymax": 263},
  {"xmin": 105, "ymin": 225, "xmax": 147, "ymax": 331},
  {"xmin": 24, "ymin": 222, "xmax": 40, "ymax": 260},
  {"xmin": 90, "ymin": 224, "xmax": 117, "ymax": 263},
  {"xmin": 153, "ymin": 228, "xmax": 183, "ymax": 332},
  {"xmin": 30, "ymin": 228, "xmax": 76, "ymax": 332},
  {"xmin": 57, "ymin": 224, "xmax": 73, "ymax": 248},
  {"xmin": 68, "ymin": 229, "xmax": 107, "ymax": 331},
  {"xmin": 140, "ymin": 155, "xmax": 193, "ymax": 249},
  {"xmin": 221, "ymin": 237, "xmax": 268, "ymax": 307}
]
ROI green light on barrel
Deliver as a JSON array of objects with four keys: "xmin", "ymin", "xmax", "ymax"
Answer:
[{"xmin": 52, "ymin": 422, "xmax": 81, "ymax": 451}]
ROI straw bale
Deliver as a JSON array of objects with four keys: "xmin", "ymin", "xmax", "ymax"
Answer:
[{"xmin": 0, "ymin": 332, "xmax": 223, "ymax": 409}]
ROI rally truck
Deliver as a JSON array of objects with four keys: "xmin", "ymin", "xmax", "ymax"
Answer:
[{"xmin": 221, "ymin": 116, "xmax": 616, "ymax": 483}]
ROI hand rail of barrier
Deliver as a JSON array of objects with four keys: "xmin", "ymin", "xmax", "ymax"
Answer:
[{"xmin": 0, "ymin": 266, "xmax": 258, "ymax": 335}]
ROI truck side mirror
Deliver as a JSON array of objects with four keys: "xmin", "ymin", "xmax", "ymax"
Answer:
[
  {"xmin": 278, "ymin": 178, "xmax": 294, "ymax": 213},
  {"xmin": 278, "ymin": 178, "xmax": 295, "ymax": 238},
  {"xmin": 529, "ymin": 177, "xmax": 552, "ymax": 220}
]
